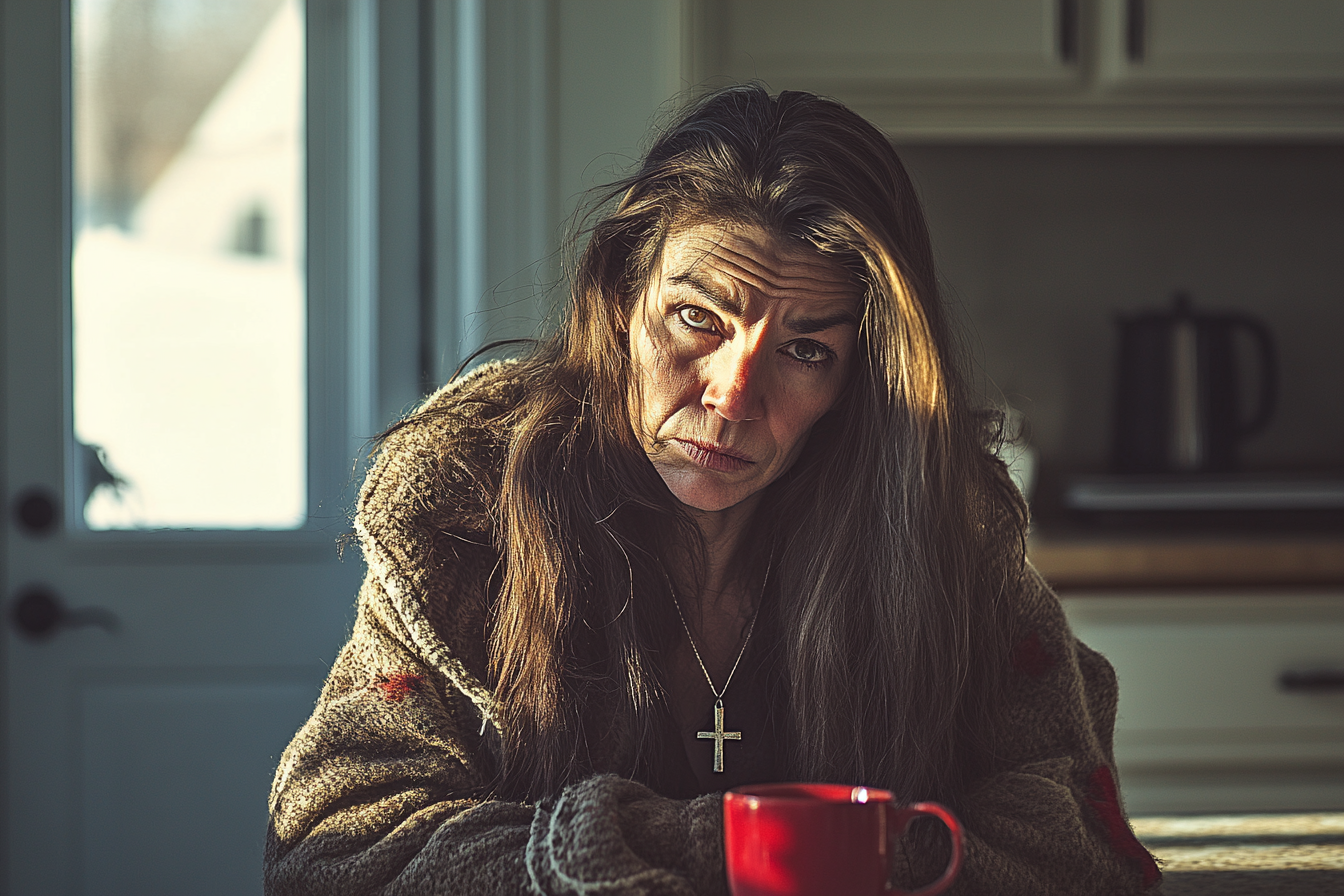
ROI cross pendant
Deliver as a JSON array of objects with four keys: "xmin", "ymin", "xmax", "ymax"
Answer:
[{"xmin": 696, "ymin": 698, "xmax": 742, "ymax": 773}]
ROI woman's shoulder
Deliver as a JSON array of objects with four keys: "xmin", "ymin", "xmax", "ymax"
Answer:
[
  {"xmin": 998, "ymin": 560, "xmax": 1078, "ymax": 661},
  {"xmin": 416, "ymin": 358, "xmax": 530, "ymax": 422},
  {"xmin": 393, "ymin": 358, "xmax": 529, "ymax": 457},
  {"xmin": 358, "ymin": 359, "xmax": 529, "ymax": 541}
]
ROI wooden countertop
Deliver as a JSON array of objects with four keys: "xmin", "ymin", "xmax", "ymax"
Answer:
[
  {"xmin": 1028, "ymin": 532, "xmax": 1344, "ymax": 589},
  {"xmin": 1132, "ymin": 812, "xmax": 1344, "ymax": 894}
]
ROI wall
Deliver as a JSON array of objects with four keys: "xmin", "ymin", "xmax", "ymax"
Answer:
[
  {"xmin": 450, "ymin": 0, "xmax": 685, "ymax": 358},
  {"xmin": 897, "ymin": 143, "xmax": 1344, "ymax": 472},
  {"xmin": 556, "ymin": 0, "xmax": 684, "ymax": 223}
]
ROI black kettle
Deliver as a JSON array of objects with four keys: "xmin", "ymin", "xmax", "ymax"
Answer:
[{"xmin": 1112, "ymin": 292, "xmax": 1277, "ymax": 474}]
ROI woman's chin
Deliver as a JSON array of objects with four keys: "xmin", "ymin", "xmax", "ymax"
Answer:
[
  {"xmin": 656, "ymin": 466, "xmax": 758, "ymax": 514},
  {"xmin": 674, "ymin": 491, "xmax": 743, "ymax": 514}
]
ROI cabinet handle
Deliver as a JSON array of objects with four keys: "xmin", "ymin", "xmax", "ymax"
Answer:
[
  {"xmin": 1126, "ymin": 0, "xmax": 1146, "ymax": 62},
  {"xmin": 1058, "ymin": 0, "xmax": 1079, "ymax": 63},
  {"xmin": 1279, "ymin": 669, "xmax": 1344, "ymax": 693}
]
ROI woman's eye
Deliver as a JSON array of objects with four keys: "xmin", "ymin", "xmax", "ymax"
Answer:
[
  {"xmin": 677, "ymin": 306, "xmax": 717, "ymax": 332},
  {"xmin": 784, "ymin": 340, "xmax": 832, "ymax": 366}
]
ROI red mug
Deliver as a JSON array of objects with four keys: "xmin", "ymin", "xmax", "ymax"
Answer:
[{"xmin": 724, "ymin": 783, "xmax": 963, "ymax": 896}]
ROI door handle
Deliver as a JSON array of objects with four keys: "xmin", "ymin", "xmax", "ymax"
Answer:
[{"xmin": 9, "ymin": 586, "xmax": 119, "ymax": 640}]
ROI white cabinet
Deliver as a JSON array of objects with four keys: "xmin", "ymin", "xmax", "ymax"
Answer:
[
  {"xmin": 695, "ymin": 0, "xmax": 1344, "ymax": 138},
  {"xmin": 722, "ymin": 0, "xmax": 1077, "ymax": 89},
  {"xmin": 1101, "ymin": 0, "xmax": 1344, "ymax": 89},
  {"xmin": 1063, "ymin": 592, "xmax": 1344, "ymax": 813}
]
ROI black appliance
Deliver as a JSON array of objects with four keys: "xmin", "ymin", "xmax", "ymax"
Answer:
[{"xmin": 1112, "ymin": 292, "xmax": 1277, "ymax": 474}]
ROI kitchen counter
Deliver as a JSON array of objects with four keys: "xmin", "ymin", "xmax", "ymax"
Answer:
[
  {"xmin": 1133, "ymin": 812, "xmax": 1344, "ymax": 895},
  {"xmin": 1028, "ymin": 533, "xmax": 1344, "ymax": 590}
]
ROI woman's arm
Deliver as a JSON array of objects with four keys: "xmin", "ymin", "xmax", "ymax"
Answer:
[
  {"xmin": 899, "ymin": 567, "xmax": 1162, "ymax": 896},
  {"xmin": 262, "ymin": 365, "xmax": 721, "ymax": 896},
  {"xmin": 264, "ymin": 574, "xmax": 727, "ymax": 896}
]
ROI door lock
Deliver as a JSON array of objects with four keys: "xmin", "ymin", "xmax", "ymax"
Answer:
[{"xmin": 13, "ymin": 487, "xmax": 59, "ymax": 536}]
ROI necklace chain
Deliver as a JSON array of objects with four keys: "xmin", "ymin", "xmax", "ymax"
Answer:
[{"xmin": 667, "ymin": 560, "xmax": 769, "ymax": 701}]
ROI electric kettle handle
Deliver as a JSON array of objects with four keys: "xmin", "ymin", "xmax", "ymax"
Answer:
[{"xmin": 1230, "ymin": 315, "xmax": 1277, "ymax": 439}]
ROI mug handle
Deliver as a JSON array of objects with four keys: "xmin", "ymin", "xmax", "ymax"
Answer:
[{"xmin": 885, "ymin": 801, "xmax": 964, "ymax": 896}]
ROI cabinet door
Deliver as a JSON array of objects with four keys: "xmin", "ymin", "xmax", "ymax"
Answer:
[
  {"xmin": 1102, "ymin": 0, "xmax": 1344, "ymax": 88},
  {"xmin": 1063, "ymin": 593, "xmax": 1344, "ymax": 814},
  {"xmin": 720, "ymin": 0, "xmax": 1081, "ymax": 92}
]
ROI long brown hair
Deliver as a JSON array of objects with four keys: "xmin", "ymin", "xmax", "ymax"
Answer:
[{"xmin": 459, "ymin": 86, "xmax": 1026, "ymax": 802}]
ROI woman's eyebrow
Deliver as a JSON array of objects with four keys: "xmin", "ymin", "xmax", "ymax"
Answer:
[
  {"xmin": 786, "ymin": 309, "xmax": 860, "ymax": 335},
  {"xmin": 670, "ymin": 271, "xmax": 858, "ymax": 334},
  {"xmin": 667, "ymin": 272, "xmax": 743, "ymax": 318}
]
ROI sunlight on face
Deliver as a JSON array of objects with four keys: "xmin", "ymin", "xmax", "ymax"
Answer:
[{"xmin": 627, "ymin": 223, "xmax": 861, "ymax": 513}]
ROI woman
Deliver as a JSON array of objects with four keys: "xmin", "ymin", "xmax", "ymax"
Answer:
[{"xmin": 266, "ymin": 86, "xmax": 1161, "ymax": 895}]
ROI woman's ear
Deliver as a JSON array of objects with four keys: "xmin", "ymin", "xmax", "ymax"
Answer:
[{"xmin": 615, "ymin": 292, "xmax": 637, "ymax": 346}]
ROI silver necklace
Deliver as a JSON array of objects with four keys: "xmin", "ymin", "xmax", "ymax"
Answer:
[{"xmin": 668, "ymin": 563, "xmax": 768, "ymax": 774}]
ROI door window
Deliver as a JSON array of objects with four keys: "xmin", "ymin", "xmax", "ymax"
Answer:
[{"xmin": 72, "ymin": 0, "xmax": 305, "ymax": 529}]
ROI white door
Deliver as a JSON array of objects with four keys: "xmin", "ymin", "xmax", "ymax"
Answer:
[
  {"xmin": 1, "ymin": 2, "xmax": 377, "ymax": 893},
  {"xmin": 716, "ymin": 0, "xmax": 1083, "ymax": 93},
  {"xmin": 1098, "ymin": 0, "xmax": 1344, "ymax": 89}
]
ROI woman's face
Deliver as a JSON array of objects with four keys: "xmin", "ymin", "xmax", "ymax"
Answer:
[{"xmin": 627, "ymin": 223, "xmax": 861, "ymax": 513}]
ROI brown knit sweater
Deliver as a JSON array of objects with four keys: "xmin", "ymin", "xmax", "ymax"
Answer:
[{"xmin": 265, "ymin": 362, "xmax": 1162, "ymax": 895}]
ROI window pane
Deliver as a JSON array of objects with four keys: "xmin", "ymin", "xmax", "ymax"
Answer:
[{"xmin": 72, "ymin": 0, "xmax": 305, "ymax": 529}]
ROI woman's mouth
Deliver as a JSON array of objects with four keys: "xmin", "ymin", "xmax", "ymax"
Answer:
[{"xmin": 672, "ymin": 439, "xmax": 754, "ymax": 473}]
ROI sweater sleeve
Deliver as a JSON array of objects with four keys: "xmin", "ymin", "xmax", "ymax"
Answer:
[
  {"xmin": 898, "ymin": 566, "xmax": 1162, "ymax": 896},
  {"xmin": 264, "ymin": 574, "xmax": 727, "ymax": 896}
]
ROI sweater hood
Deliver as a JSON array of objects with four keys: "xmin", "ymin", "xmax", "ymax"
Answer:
[{"xmin": 354, "ymin": 360, "xmax": 522, "ymax": 735}]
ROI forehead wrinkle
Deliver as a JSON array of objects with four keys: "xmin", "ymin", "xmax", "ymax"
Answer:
[
  {"xmin": 666, "ymin": 272, "xmax": 744, "ymax": 318},
  {"xmin": 680, "ymin": 238, "xmax": 856, "ymax": 304},
  {"xmin": 667, "ymin": 261, "xmax": 859, "ymax": 338}
]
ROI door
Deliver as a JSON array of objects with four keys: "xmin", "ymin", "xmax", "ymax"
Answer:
[
  {"xmin": 2, "ymin": 2, "xmax": 373, "ymax": 893},
  {"xmin": 0, "ymin": 1, "xmax": 671, "ymax": 888},
  {"xmin": 1099, "ymin": 0, "xmax": 1344, "ymax": 89},
  {"xmin": 716, "ymin": 0, "xmax": 1084, "ymax": 94}
]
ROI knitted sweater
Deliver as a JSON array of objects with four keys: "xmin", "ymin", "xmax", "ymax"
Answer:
[{"xmin": 265, "ymin": 362, "xmax": 1162, "ymax": 896}]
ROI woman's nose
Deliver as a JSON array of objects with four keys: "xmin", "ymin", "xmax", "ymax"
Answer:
[{"xmin": 702, "ymin": 338, "xmax": 767, "ymax": 422}]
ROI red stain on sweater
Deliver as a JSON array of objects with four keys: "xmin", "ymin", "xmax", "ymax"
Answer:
[
  {"xmin": 375, "ymin": 672, "xmax": 424, "ymax": 702},
  {"xmin": 1085, "ymin": 765, "xmax": 1161, "ymax": 889},
  {"xmin": 1011, "ymin": 631, "xmax": 1056, "ymax": 677}
]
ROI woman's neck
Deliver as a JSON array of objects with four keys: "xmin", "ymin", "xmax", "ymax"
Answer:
[{"xmin": 678, "ymin": 491, "xmax": 764, "ymax": 608}]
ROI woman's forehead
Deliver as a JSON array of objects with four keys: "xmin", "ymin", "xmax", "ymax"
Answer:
[{"xmin": 655, "ymin": 223, "xmax": 858, "ymax": 304}]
